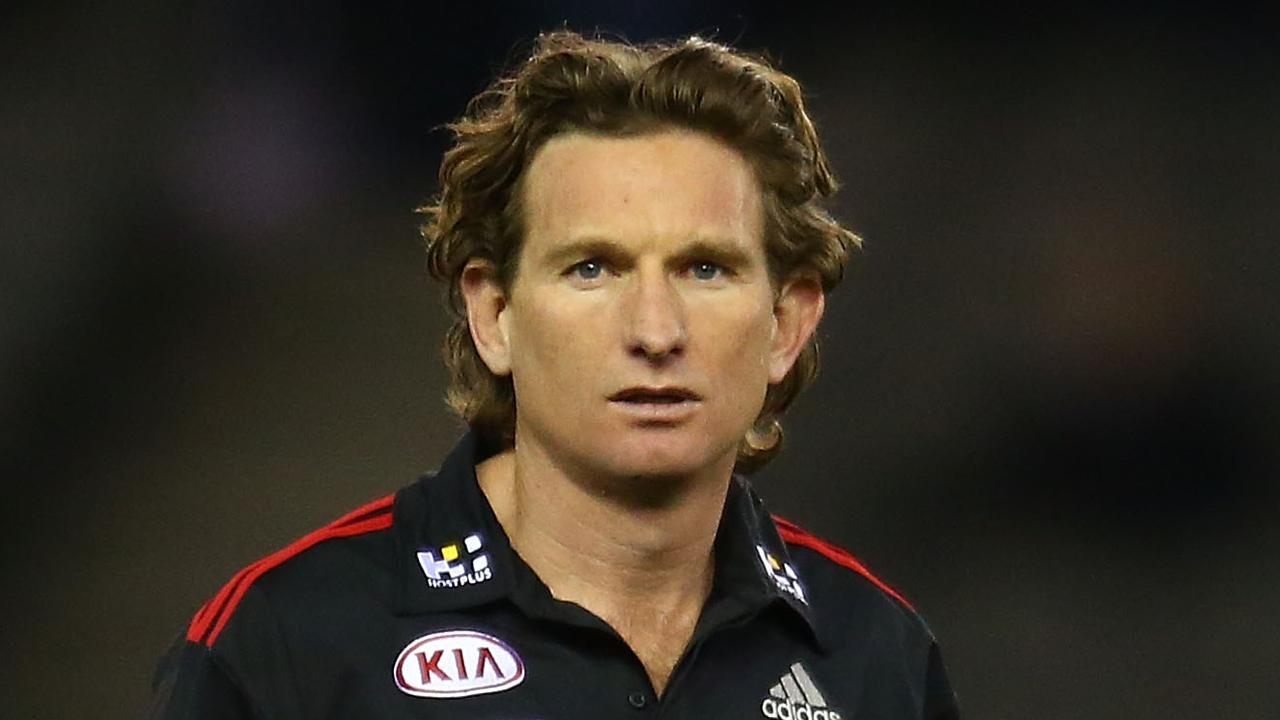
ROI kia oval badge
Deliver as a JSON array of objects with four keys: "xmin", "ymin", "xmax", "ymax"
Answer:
[{"xmin": 393, "ymin": 629, "xmax": 526, "ymax": 698}]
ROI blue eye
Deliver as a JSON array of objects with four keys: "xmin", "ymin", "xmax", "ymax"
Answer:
[
  {"xmin": 570, "ymin": 260, "xmax": 604, "ymax": 280},
  {"xmin": 690, "ymin": 261, "xmax": 722, "ymax": 280}
]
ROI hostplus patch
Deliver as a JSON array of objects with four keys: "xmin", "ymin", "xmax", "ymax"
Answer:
[{"xmin": 417, "ymin": 533, "xmax": 493, "ymax": 588}]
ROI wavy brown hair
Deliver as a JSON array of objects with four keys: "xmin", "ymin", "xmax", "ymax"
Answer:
[{"xmin": 419, "ymin": 30, "xmax": 860, "ymax": 472}]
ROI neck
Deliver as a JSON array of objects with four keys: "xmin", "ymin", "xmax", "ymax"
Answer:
[
  {"xmin": 478, "ymin": 437, "xmax": 731, "ymax": 604},
  {"xmin": 476, "ymin": 435, "xmax": 734, "ymax": 694}
]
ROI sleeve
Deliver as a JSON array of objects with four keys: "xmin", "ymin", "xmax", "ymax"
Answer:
[
  {"xmin": 922, "ymin": 640, "xmax": 962, "ymax": 720},
  {"xmin": 146, "ymin": 584, "xmax": 300, "ymax": 719},
  {"xmin": 146, "ymin": 634, "xmax": 260, "ymax": 720}
]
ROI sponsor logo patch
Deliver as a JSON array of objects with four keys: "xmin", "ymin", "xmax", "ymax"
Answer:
[
  {"xmin": 757, "ymin": 544, "xmax": 807, "ymax": 604},
  {"xmin": 417, "ymin": 533, "xmax": 492, "ymax": 589},
  {"xmin": 394, "ymin": 629, "xmax": 525, "ymax": 698},
  {"xmin": 761, "ymin": 662, "xmax": 841, "ymax": 720}
]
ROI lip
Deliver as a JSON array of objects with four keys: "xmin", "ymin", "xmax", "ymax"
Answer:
[
  {"xmin": 608, "ymin": 386, "xmax": 702, "ymax": 403},
  {"xmin": 607, "ymin": 386, "xmax": 702, "ymax": 423}
]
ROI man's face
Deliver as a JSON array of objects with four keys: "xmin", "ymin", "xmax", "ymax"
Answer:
[{"xmin": 484, "ymin": 129, "xmax": 806, "ymax": 481}]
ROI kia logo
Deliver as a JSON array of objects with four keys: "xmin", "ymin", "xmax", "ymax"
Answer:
[{"xmin": 393, "ymin": 630, "xmax": 525, "ymax": 698}]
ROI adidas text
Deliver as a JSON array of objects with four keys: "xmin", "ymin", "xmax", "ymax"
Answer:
[{"xmin": 761, "ymin": 698, "xmax": 842, "ymax": 720}]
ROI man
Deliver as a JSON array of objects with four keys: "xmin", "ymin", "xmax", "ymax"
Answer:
[{"xmin": 149, "ymin": 30, "xmax": 960, "ymax": 719}]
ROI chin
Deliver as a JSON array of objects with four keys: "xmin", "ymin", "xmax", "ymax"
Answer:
[{"xmin": 601, "ymin": 428, "xmax": 736, "ymax": 480}]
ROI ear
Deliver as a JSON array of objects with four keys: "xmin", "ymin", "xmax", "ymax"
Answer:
[
  {"xmin": 459, "ymin": 259, "xmax": 513, "ymax": 377},
  {"xmin": 768, "ymin": 273, "xmax": 825, "ymax": 384}
]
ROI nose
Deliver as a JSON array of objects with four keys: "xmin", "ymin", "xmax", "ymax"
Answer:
[{"xmin": 622, "ymin": 267, "xmax": 688, "ymax": 362}]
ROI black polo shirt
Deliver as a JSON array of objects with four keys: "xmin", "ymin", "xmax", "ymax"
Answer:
[{"xmin": 148, "ymin": 432, "xmax": 960, "ymax": 719}]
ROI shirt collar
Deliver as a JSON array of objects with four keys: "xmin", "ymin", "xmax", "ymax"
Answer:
[{"xmin": 393, "ymin": 431, "xmax": 821, "ymax": 645}]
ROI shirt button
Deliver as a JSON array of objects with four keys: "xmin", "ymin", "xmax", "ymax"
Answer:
[{"xmin": 627, "ymin": 691, "xmax": 648, "ymax": 709}]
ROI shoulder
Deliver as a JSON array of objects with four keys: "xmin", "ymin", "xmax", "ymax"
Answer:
[
  {"xmin": 773, "ymin": 514, "xmax": 915, "ymax": 611},
  {"xmin": 770, "ymin": 515, "xmax": 960, "ymax": 717},
  {"xmin": 151, "ymin": 493, "xmax": 405, "ymax": 718},
  {"xmin": 185, "ymin": 493, "xmax": 398, "ymax": 649},
  {"xmin": 772, "ymin": 513, "xmax": 937, "ymax": 643}
]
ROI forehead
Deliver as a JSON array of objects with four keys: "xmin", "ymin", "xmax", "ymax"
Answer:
[{"xmin": 520, "ymin": 129, "xmax": 764, "ymax": 257}]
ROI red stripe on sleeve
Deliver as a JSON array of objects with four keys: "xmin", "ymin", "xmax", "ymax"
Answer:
[
  {"xmin": 772, "ymin": 514, "xmax": 916, "ymax": 613},
  {"xmin": 186, "ymin": 494, "xmax": 395, "ymax": 646}
]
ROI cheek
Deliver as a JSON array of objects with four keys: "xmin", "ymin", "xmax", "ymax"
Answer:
[
  {"xmin": 508, "ymin": 293, "xmax": 609, "ymax": 382},
  {"xmin": 698, "ymin": 302, "xmax": 776, "ymax": 383}
]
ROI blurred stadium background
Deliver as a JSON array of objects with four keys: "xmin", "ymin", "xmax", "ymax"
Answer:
[{"xmin": 2, "ymin": 2, "xmax": 1277, "ymax": 718}]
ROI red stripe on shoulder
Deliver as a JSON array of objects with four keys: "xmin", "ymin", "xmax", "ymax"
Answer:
[
  {"xmin": 187, "ymin": 494, "xmax": 395, "ymax": 646},
  {"xmin": 330, "ymin": 493, "xmax": 396, "ymax": 527},
  {"xmin": 772, "ymin": 514, "xmax": 916, "ymax": 613}
]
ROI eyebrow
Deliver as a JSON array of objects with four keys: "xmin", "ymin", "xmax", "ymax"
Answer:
[{"xmin": 539, "ymin": 236, "xmax": 758, "ymax": 272}]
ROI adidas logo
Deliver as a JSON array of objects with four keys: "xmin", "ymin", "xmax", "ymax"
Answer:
[{"xmin": 760, "ymin": 662, "xmax": 841, "ymax": 720}]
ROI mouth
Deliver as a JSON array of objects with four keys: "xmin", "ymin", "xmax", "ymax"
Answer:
[
  {"xmin": 607, "ymin": 387, "xmax": 702, "ymax": 423},
  {"xmin": 607, "ymin": 386, "xmax": 702, "ymax": 404}
]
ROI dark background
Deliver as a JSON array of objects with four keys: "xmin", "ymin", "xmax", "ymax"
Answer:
[{"xmin": 3, "ymin": 2, "xmax": 1277, "ymax": 718}]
